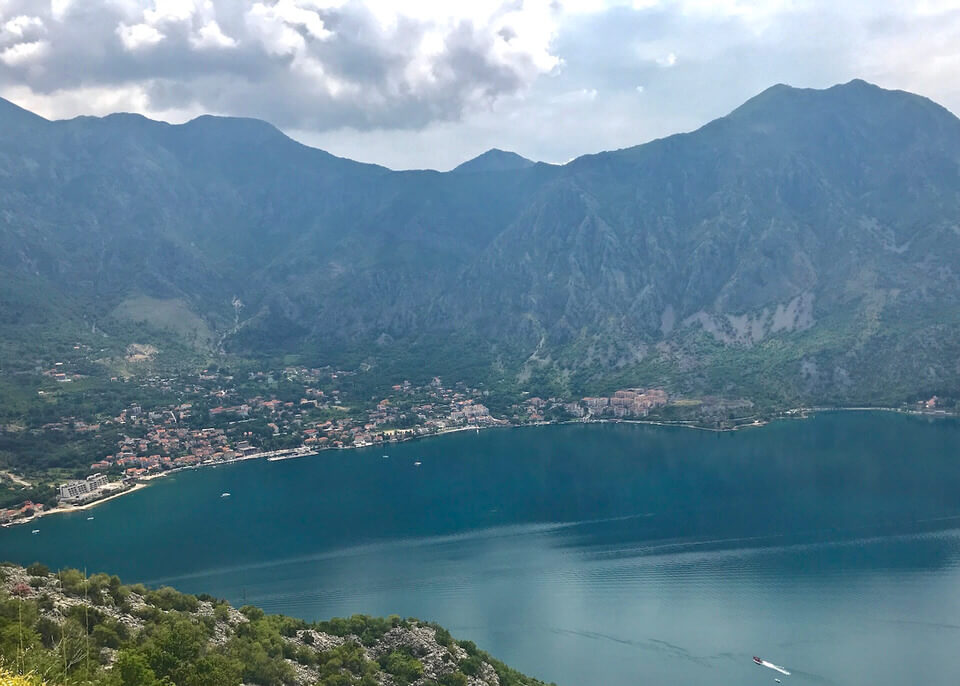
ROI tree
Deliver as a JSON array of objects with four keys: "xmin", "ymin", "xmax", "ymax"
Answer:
[{"xmin": 107, "ymin": 650, "xmax": 164, "ymax": 686}]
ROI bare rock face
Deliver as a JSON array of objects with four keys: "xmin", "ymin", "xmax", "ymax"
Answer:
[
  {"xmin": 282, "ymin": 622, "xmax": 506, "ymax": 686},
  {"xmin": 295, "ymin": 627, "xmax": 346, "ymax": 652},
  {"xmin": 368, "ymin": 625, "xmax": 460, "ymax": 682}
]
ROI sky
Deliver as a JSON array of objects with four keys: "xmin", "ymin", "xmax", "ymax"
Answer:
[{"xmin": 0, "ymin": 1, "xmax": 959, "ymax": 170}]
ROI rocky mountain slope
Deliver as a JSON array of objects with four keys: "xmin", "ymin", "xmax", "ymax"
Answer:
[
  {"xmin": 2, "ymin": 79, "xmax": 959, "ymax": 404},
  {"xmin": 0, "ymin": 563, "xmax": 550, "ymax": 686}
]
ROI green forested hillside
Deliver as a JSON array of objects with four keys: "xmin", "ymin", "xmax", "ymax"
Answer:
[{"xmin": 2, "ymin": 79, "xmax": 959, "ymax": 405}]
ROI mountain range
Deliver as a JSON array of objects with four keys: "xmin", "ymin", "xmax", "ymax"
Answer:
[{"xmin": 2, "ymin": 79, "xmax": 960, "ymax": 406}]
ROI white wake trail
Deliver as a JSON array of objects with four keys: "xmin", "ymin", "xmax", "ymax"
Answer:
[{"xmin": 759, "ymin": 659, "xmax": 791, "ymax": 675}]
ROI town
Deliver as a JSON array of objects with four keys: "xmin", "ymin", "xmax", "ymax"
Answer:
[{"xmin": 0, "ymin": 357, "xmax": 677, "ymax": 525}]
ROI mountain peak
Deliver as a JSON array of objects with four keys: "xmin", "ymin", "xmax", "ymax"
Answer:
[
  {"xmin": 717, "ymin": 78, "xmax": 960, "ymax": 141},
  {"xmin": 452, "ymin": 148, "xmax": 535, "ymax": 173},
  {"xmin": 0, "ymin": 95, "xmax": 49, "ymax": 135}
]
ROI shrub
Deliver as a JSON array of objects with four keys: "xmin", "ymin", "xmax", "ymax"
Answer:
[
  {"xmin": 25, "ymin": 563, "xmax": 49, "ymax": 578},
  {"xmin": 379, "ymin": 650, "xmax": 424, "ymax": 686},
  {"xmin": 144, "ymin": 587, "xmax": 199, "ymax": 613},
  {"xmin": 459, "ymin": 655, "xmax": 483, "ymax": 676},
  {"xmin": 438, "ymin": 673, "xmax": 468, "ymax": 686},
  {"xmin": 0, "ymin": 667, "xmax": 46, "ymax": 685}
]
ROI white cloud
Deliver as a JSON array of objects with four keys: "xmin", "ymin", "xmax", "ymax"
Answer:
[
  {"xmin": 656, "ymin": 51, "xmax": 677, "ymax": 67},
  {"xmin": 50, "ymin": 0, "xmax": 75, "ymax": 22},
  {"xmin": 0, "ymin": 1, "xmax": 563, "ymax": 132},
  {"xmin": 245, "ymin": 3, "xmax": 309, "ymax": 56},
  {"xmin": 0, "ymin": 39, "xmax": 48, "ymax": 65},
  {"xmin": 246, "ymin": 0, "xmax": 332, "ymax": 54},
  {"xmin": 144, "ymin": 0, "xmax": 198, "ymax": 25},
  {"xmin": 2, "ymin": 15, "xmax": 44, "ymax": 40},
  {"xmin": 191, "ymin": 20, "xmax": 237, "ymax": 49},
  {"xmin": 116, "ymin": 22, "xmax": 165, "ymax": 50},
  {"xmin": 0, "ymin": 82, "xmax": 207, "ymax": 121}
]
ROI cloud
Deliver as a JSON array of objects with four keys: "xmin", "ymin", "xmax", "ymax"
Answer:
[
  {"xmin": 117, "ymin": 22, "xmax": 166, "ymax": 50},
  {"xmin": 655, "ymin": 51, "xmax": 676, "ymax": 66},
  {"xmin": 0, "ymin": 39, "xmax": 48, "ymax": 66},
  {"xmin": 0, "ymin": 0, "xmax": 563, "ymax": 130},
  {"xmin": 191, "ymin": 20, "xmax": 237, "ymax": 49},
  {"xmin": 2, "ymin": 15, "xmax": 44, "ymax": 39}
]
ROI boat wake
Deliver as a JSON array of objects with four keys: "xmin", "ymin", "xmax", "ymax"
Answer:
[{"xmin": 754, "ymin": 656, "xmax": 791, "ymax": 675}]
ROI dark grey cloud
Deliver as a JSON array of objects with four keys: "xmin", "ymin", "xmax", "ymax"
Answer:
[{"xmin": 0, "ymin": 0, "xmax": 560, "ymax": 129}]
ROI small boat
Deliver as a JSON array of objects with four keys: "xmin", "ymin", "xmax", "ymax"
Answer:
[
  {"xmin": 414, "ymin": 461, "xmax": 422, "ymax": 466},
  {"xmin": 220, "ymin": 492, "xmax": 231, "ymax": 498},
  {"xmin": 753, "ymin": 657, "xmax": 790, "ymax": 676},
  {"xmin": 86, "ymin": 516, "xmax": 94, "ymax": 521},
  {"xmin": 383, "ymin": 455, "xmax": 389, "ymax": 458},
  {"xmin": 31, "ymin": 529, "xmax": 39, "ymax": 534},
  {"xmin": 775, "ymin": 679, "xmax": 782, "ymax": 684}
]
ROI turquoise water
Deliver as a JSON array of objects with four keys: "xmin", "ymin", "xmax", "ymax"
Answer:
[{"xmin": 3, "ymin": 412, "xmax": 960, "ymax": 685}]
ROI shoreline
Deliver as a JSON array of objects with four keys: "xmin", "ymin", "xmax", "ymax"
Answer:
[
  {"xmin": 3, "ymin": 404, "xmax": 954, "ymax": 529},
  {"xmin": 6, "ymin": 482, "xmax": 150, "ymax": 528}
]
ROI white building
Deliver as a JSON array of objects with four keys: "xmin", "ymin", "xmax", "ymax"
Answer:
[{"xmin": 58, "ymin": 473, "xmax": 109, "ymax": 502}]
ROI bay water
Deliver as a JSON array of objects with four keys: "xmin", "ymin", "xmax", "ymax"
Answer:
[{"xmin": 3, "ymin": 412, "xmax": 960, "ymax": 685}]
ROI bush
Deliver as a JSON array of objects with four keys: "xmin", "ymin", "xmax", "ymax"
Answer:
[
  {"xmin": 315, "ymin": 641, "xmax": 378, "ymax": 683},
  {"xmin": 459, "ymin": 655, "xmax": 483, "ymax": 676},
  {"xmin": 315, "ymin": 614, "xmax": 405, "ymax": 646},
  {"xmin": 25, "ymin": 562, "xmax": 49, "ymax": 577},
  {"xmin": 239, "ymin": 605, "xmax": 264, "ymax": 622},
  {"xmin": 0, "ymin": 667, "xmax": 46, "ymax": 686},
  {"xmin": 379, "ymin": 650, "xmax": 424, "ymax": 686},
  {"xmin": 35, "ymin": 595, "xmax": 54, "ymax": 613},
  {"xmin": 144, "ymin": 586, "xmax": 199, "ymax": 613},
  {"xmin": 93, "ymin": 622, "xmax": 123, "ymax": 649},
  {"xmin": 66, "ymin": 603, "xmax": 106, "ymax": 633},
  {"xmin": 430, "ymin": 624, "xmax": 453, "ymax": 648},
  {"xmin": 108, "ymin": 650, "xmax": 163, "ymax": 686},
  {"xmin": 457, "ymin": 639, "xmax": 479, "ymax": 657},
  {"xmin": 36, "ymin": 616, "xmax": 62, "ymax": 648},
  {"xmin": 133, "ymin": 605, "xmax": 162, "ymax": 623},
  {"xmin": 438, "ymin": 673, "xmax": 469, "ymax": 686},
  {"xmin": 213, "ymin": 604, "xmax": 231, "ymax": 623},
  {"xmin": 56, "ymin": 568, "xmax": 86, "ymax": 596}
]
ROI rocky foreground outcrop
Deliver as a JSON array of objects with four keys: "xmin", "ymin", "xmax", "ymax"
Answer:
[{"xmin": 0, "ymin": 564, "xmax": 551, "ymax": 686}]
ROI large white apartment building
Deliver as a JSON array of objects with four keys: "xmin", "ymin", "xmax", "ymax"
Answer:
[{"xmin": 58, "ymin": 473, "xmax": 109, "ymax": 502}]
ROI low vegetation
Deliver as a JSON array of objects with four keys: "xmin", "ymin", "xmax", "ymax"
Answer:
[{"xmin": 0, "ymin": 563, "xmax": 553, "ymax": 686}]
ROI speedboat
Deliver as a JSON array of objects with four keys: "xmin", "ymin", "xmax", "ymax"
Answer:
[
  {"xmin": 87, "ymin": 516, "xmax": 94, "ymax": 521},
  {"xmin": 414, "ymin": 461, "xmax": 422, "ymax": 466},
  {"xmin": 754, "ymin": 657, "xmax": 790, "ymax": 676},
  {"xmin": 220, "ymin": 492, "xmax": 231, "ymax": 498},
  {"xmin": 31, "ymin": 529, "xmax": 39, "ymax": 534}
]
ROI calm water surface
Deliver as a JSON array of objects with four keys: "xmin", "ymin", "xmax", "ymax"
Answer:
[{"xmin": 3, "ymin": 412, "xmax": 960, "ymax": 686}]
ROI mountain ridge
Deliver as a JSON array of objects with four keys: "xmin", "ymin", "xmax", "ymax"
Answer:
[{"xmin": 2, "ymin": 80, "xmax": 959, "ymax": 405}]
